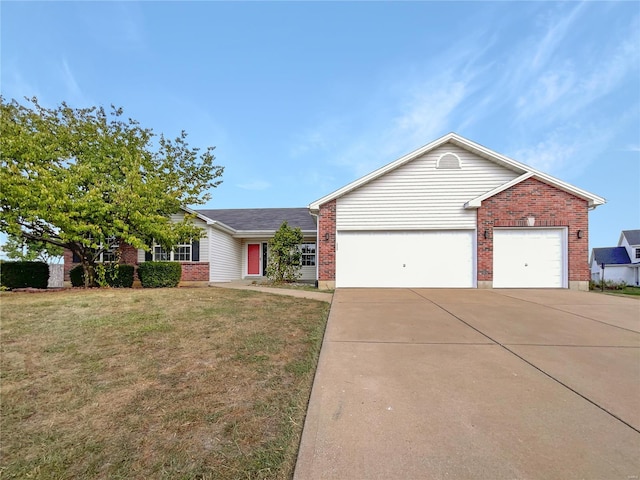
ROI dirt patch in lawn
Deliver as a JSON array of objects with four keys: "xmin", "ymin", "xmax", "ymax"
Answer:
[{"xmin": 0, "ymin": 287, "xmax": 329, "ymax": 479}]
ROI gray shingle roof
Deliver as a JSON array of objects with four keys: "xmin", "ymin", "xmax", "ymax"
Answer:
[
  {"xmin": 592, "ymin": 247, "xmax": 631, "ymax": 266},
  {"xmin": 622, "ymin": 230, "xmax": 640, "ymax": 245},
  {"xmin": 196, "ymin": 208, "xmax": 317, "ymax": 232}
]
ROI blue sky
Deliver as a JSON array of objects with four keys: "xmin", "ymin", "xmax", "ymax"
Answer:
[{"xmin": 1, "ymin": 1, "xmax": 639, "ymax": 252}]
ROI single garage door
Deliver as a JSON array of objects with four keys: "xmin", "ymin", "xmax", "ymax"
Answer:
[
  {"xmin": 336, "ymin": 230, "xmax": 474, "ymax": 288},
  {"xmin": 493, "ymin": 228, "xmax": 567, "ymax": 288}
]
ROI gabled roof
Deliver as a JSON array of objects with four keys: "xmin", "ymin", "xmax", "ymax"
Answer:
[
  {"xmin": 592, "ymin": 247, "xmax": 631, "ymax": 266},
  {"xmin": 621, "ymin": 229, "xmax": 640, "ymax": 246},
  {"xmin": 196, "ymin": 208, "xmax": 317, "ymax": 233},
  {"xmin": 308, "ymin": 132, "xmax": 606, "ymax": 211}
]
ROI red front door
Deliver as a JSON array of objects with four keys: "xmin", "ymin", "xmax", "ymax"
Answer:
[{"xmin": 248, "ymin": 244, "xmax": 260, "ymax": 275}]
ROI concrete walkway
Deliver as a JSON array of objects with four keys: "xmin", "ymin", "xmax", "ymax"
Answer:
[
  {"xmin": 294, "ymin": 289, "xmax": 640, "ymax": 480},
  {"xmin": 209, "ymin": 280, "xmax": 333, "ymax": 303}
]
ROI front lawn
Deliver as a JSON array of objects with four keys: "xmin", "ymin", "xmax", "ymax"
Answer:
[
  {"xmin": 0, "ymin": 288, "xmax": 329, "ymax": 479},
  {"xmin": 592, "ymin": 285, "xmax": 640, "ymax": 297}
]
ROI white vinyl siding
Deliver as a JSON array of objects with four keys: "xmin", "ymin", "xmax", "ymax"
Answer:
[
  {"xmin": 299, "ymin": 240, "xmax": 317, "ymax": 281},
  {"xmin": 493, "ymin": 229, "xmax": 567, "ymax": 288},
  {"xmin": 210, "ymin": 228, "xmax": 242, "ymax": 282},
  {"xmin": 336, "ymin": 145, "xmax": 519, "ymax": 230},
  {"xmin": 336, "ymin": 230, "xmax": 474, "ymax": 288}
]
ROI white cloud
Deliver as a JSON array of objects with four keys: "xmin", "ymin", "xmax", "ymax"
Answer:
[
  {"xmin": 530, "ymin": 2, "xmax": 587, "ymax": 71},
  {"xmin": 59, "ymin": 58, "xmax": 90, "ymax": 105},
  {"xmin": 288, "ymin": 3, "xmax": 637, "ymax": 186},
  {"xmin": 511, "ymin": 123, "xmax": 616, "ymax": 178}
]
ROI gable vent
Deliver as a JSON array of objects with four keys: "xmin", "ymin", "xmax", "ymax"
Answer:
[{"xmin": 436, "ymin": 152, "xmax": 461, "ymax": 169}]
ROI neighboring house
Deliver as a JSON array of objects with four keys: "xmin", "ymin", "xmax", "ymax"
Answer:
[
  {"xmin": 590, "ymin": 230, "xmax": 640, "ymax": 286},
  {"xmin": 63, "ymin": 207, "xmax": 318, "ymax": 284},
  {"xmin": 310, "ymin": 132, "xmax": 605, "ymax": 290},
  {"xmin": 64, "ymin": 132, "xmax": 606, "ymax": 290}
]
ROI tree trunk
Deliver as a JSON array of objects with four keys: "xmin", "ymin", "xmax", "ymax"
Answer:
[{"xmin": 80, "ymin": 256, "xmax": 96, "ymax": 288}]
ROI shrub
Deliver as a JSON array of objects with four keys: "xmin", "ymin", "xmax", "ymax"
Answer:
[
  {"xmin": 604, "ymin": 279, "xmax": 627, "ymax": 290},
  {"xmin": 0, "ymin": 261, "xmax": 49, "ymax": 289},
  {"xmin": 137, "ymin": 262, "xmax": 182, "ymax": 288},
  {"xmin": 70, "ymin": 265, "xmax": 85, "ymax": 287},
  {"xmin": 107, "ymin": 264, "xmax": 135, "ymax": 288},
  {"xmin": 70, "ymin": 264, "xmax": 135, "ymax": 288}
]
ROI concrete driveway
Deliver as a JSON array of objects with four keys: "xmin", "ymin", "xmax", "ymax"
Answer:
[{"xmin": 294, "ymin": 289, "xmax": 640, "ymax": 480}]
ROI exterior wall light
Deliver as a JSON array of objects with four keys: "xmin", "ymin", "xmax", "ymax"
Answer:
[
  {"xmin": 324, "ymin": 232, "xmax": 330, "ymax": 241},
  {"xmin": 577, "ymin": 229, "xmax": 583, "ymax": 239}
]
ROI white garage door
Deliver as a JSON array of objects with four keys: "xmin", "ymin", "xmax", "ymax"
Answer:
[
  {"xmin": 493, "ymin": 229, "xmax": 567, "ymax": 288},
  {"xmin": 336, "ymin": 230, "xmax": 474, "ymax": 288}
]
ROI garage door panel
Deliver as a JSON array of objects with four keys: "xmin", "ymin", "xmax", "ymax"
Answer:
[
  {"xmin": 493, "ymin": 229, "xmax": 566, "ymax": 288},
  {"xmin": 336, "ymin": 231, "xmax": 474, "ymax": 288}
]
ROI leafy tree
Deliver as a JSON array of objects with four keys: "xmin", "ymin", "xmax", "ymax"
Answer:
[
  {"xmin": 266, "ymin": 221, "xmax": 303, "ymax": 283},
  {"xmin": 2, "ymin": 234, "xmax": 64, "ymax": 263},
  {"xmin": 0, "ymin": 97, "xmax": 223, "ymax": 287}
]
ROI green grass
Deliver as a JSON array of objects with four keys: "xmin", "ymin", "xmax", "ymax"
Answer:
[
  {"xmin": 592, "ymin": 285, "xmax": 640, "ymax": 297},
  {"xmin": 0, "ymin": 288, "xmax": 329, "ymax": 480},
  {"xmin": 617, "ymin": 286, "xmax": 640, "ymax": 296}
]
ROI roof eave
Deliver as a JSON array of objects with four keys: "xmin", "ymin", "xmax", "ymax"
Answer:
[
  {"xmin": 210, "ymin": 221, "xmax": 237, "ymax": 235},
  {"xmin": 232, "ymin": 229, "xmax": 317, "ymax": 239},
  {"xmin": 464, "ymin": 172, "xmax": 606, "ymax": 209},
  {"xmin": 181, "ymin": 206, "xmax": 219, "ymax": 224},
  {"xmin": 309, "ymin": 132, "xmax": 462, "ymax": 210},
  {"xmin": 309, "ymin": 132, "xmax": 606, "ymax": 210}
]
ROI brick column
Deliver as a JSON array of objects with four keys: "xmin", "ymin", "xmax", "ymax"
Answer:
[{"xmin": 318, "ymin": 200, "xmax": 336, "ymax": 289}]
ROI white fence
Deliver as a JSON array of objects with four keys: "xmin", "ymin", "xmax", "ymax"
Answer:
[{"xmin": 48, "ymin": 263, "xmax": 64, "ymax": 288}]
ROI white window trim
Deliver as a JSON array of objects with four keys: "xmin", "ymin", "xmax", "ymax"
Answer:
[
  {"xmin": 301, "ymin": 242, "xmax": 316, "ymax": 267},
  {"xmin": 98, "ymin": 236, "xmax": 118, "ymax": 263},
  {"xmin": 153, "ymin": 242, "xmax": 192, "ymax": 262}
]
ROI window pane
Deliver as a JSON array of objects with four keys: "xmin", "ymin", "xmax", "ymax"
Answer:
[
  {"xmin": 103, "ymin": 251, "xmax": 117, "ymax": 263},
  {"xmin": 154, "ymin": 246, "xmax": 169, "ymax": 261},
  {"xmin": 174, "ymin": 245, "xmax": 191, "ymax": 262},
  {"xmin": 301, "ymin": 243, "xmax": 316, "ymax": 266}
]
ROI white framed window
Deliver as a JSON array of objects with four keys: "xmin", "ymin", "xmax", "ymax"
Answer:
[
  {"xmin": 99, "ymin": 236, "xmax": 118, "ymax": 262},
  {"xmin": 301, "ymin": 243, "xmax": 316, "ymax": 266},
  {"xmin": 153, "ymin": 243, "xmax": 192, "ymax": 262},
  {"xmin": 636, "ymin": 248, "xmax": 640, "ymax": 259}
]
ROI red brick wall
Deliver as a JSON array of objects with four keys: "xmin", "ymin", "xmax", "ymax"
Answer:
[
  {"xmin": 477, "ymin": 177, "xmax": 589, "ymax": 282},
  {"xmin": 120, "ymin": 244, "xmax": 138, "ymax": 265},
  {"xmin": 63, "ymin": 249, "xmax": 74, "ymax": 282},
  {"xmin": 318, "ymin": 200, "xmax": 336, "ymax": 281},
  {"xmin": 180, "ymin": 262, "xmax": 210, "ymax": 281}
]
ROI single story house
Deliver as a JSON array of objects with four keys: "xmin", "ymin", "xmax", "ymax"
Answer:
[
  {"xmin": 63, "ymin": 207, "xmax": 318, "ymax": 284},
  {"xmin": 590, "ymin": 230, "xmax": 640, "ymax": 286},
  {"xmin": 64, "ymin": 132, "xmax": 605, "ymax": 290}
]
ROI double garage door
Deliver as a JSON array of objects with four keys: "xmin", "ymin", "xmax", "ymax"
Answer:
[
  {"xmin": 335, "ymin": 229, "xmax": 566, "ymax": 288},
  {"xmin": 336, "ymin": 231, "xmax": 475, "ymax": 288}
]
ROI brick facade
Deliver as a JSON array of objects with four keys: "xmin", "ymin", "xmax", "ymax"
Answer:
[
  {"xmin": 179, "ymin": 262, "xmax": 210, "ymax": 281},
  {"xmin": 63, "ymin": 243, "xmax": 209, "ymax": 284},
  {"xmin": 63, "ymin": 249, "xmax": 75, "ymax": 282},
  {"xmin": 477, "ymin": 177, "xmax": 589, "ymax": 284},
  {"xmin": 318, "ymin": 200, "xmax": 336, "ymax": 282}
]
